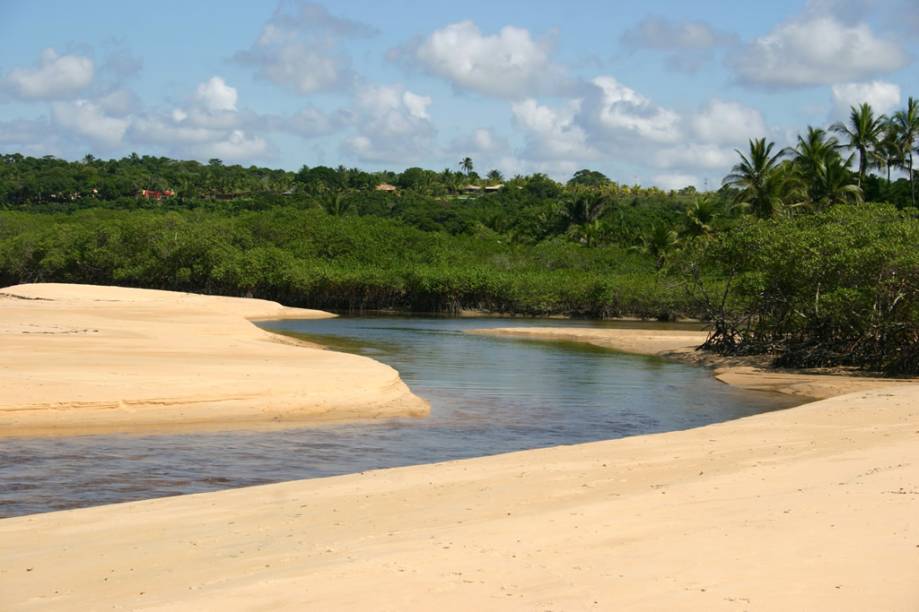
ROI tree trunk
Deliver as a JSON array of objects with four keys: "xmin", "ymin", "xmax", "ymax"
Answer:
[{"xmin": 910, "ymin": 153, "xmax": 916, "ymax": 208}]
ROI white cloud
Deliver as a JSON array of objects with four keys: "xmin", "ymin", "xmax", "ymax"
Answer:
[
  {"xmin": 404, "ymin": 21, "xmax": 568, "ymax": 98},
  {"xmin": 3, "ymin": 48, "xmax": 94, "ymax": 100},
  {"xmin": 582, "ymin": 76, "xmax": 681, "ymax": 144},
  {"xmin": 343, "ymin": 84, "xmax": 436, "ymax": 163},
  {"xmin": 189, "ymin": 129, "xmax": 270, "ymax": 161},
  {"xmin": 401, "ymin": 91, "xmax": 431, "ymax": 120},
  {"xmin": 831, "ymin": 81, "xmax": 901, "ymax": 116},
  {"xmin": 652, "ymin": 173, "xmax": 700, "ymax": 190},
  {"xmin": 194, "ymin": 76, "xmax": 238, "ymax": 112},
  {"xmin": 620, "ymin": 17, "xmax": 737, "ymax": 72},
  {"xmin": 731, "ymin": 15, "xmax": 908, "ymax": 88},
  {"xmin": 51, "ymin": 99, "xmax": 129, "ymax": 148},
  {"xmin": 234, "ymin": 1, "xmax": 373, "ymax": 94},
  {"xmin": 622, "ymin": 16, "xmax": 733, "ymax": 50},
  {"xmin": 690, "ymin": 99, "xmax": 767, "ymax": 145},
  {"xmin": 655, "ymin": 143, "xmax": 736, "ymax": 171},
  {"xmin": 512, "ymin": 98, "xmax": 596, "ymax": 161}
]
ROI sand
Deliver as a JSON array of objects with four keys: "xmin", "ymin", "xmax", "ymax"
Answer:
[
  {"xmin": 0, "ymin": 283, "xmax": 428, "ymax": 436},
  {"xmin": 473, "ymin": 326, "xmax": 911, "ymax": 400},
  {"xmin": 2, "ymin": 299, "xmax": 918, "ymax": 610},
  {"xmin": 1, "ymin": 383, "xmax": 917, "ymax": 610}
]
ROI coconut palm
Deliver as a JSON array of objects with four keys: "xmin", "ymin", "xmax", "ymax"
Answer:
[
  {"xmin": 812, "ymin": 153, "xmax": 862, "ymax": 210},
  {"xmin": 831, "ymin": 103, "xmax": 887, "ymax": 187},
  {"xmin": 792, "ymin": 126, "xmax": 841, "ymax": 204},
  {"xmin": 723, "ymin": 138, "xmax": 791, "ymax": 219},
  {"xmin": 640, "ymin": 224, "xmax": 679, "ymax": 270},
  {"xmin": 875, "ymin": 124, "xmax": 904, "ymax": 186},
  {"xmin": 681, "ymin": 196, "xmax": 719, "ymax": 238},
  {"xmin": 892, "ymin": 97, "xmax": 919, "ymax": 207},
  {"xmin": 459, "ymin": 157, "xmax": 474, "ymax": 176}
]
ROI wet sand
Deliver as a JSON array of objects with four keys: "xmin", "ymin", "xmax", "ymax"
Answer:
[{"xmin": 0, "ymin": 283, "xmax": 428, "ymax": 436}]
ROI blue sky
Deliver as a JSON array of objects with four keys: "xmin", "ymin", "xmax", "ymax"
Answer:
[{"xmin": 1, "ymin": 0, "xmax": 917, "ymax": 188}]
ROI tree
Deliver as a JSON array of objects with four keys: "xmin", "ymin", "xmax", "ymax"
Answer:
[
  {"xmin": 792, "ymin": 126, "xmax": 852, "ymax": 208},
  {"xmin": 811, "ymin": 153, "xmax": 862, "ymax": 209},
  {"xmin": 831, "ymin": 103, "xmax": 886, "ymax": 187},
  {"xmin": 459, "ymin": 157, "xmax": 474, "ymax": 176},
  {"xmin": 681, "ymin": 196, "xmax": 719, "ymax": 238},
  {"xmin": 892, "ymin": 97, "xmax": 919, "ymax": 207},
  {"xmin": 568, "ymin": 169, "xmax": 610, "ymax": 187},
  {"xmin": 486, "ymin": 169, "xmax": 504, "ymax": 184},
  {"xmin": 723, "ymin": 138, "xmax": 791, "ymax": 219},
  {"xmin": 640, "ymin": 224, "xmax": 679, "ymax": 270},
  {"xmin": 875, "ymin": 124, "xmax": 903, "ymax": 185}
]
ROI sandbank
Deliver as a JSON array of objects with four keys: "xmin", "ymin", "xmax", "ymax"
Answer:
[
  {"xmin": 472, "ymin": 326, "xmax": 911, "ymax": 400},
  {"xmin": 1, "ymin": 382, "xmax": 917, "ymax": 610},
  {"xmin": 0, "ymin": 283, "xmax": 428, "ymax": 436}
]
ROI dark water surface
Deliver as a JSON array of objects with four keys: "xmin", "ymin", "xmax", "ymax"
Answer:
[{"xmin": 0, "ymin": 317, "xmax": 799, "ymax": 517}]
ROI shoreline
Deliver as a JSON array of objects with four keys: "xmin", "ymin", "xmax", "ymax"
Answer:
[
  {"xmin": 2, "ymin": 293, "xmax": 918, "ymax": 608},
  {"xmin": 471, "ymin": 326, "xmax": 914, "ymax": 400},
  {"xmin": 0, "ymin": 283, "xmax": 429, "ymax": 437},
  {"xmin": 2, "ymin": 383, "xmax": 917, "ymax": 609}
]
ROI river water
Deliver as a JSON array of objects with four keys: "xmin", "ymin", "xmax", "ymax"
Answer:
[{"xmin": 0, "ymin": 317, "xmax": 799, "ymax": 517}]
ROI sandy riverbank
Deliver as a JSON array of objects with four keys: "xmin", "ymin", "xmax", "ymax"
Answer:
[
  {"xmin": 1, "ymin": 382, "xmax": 917, "ymax": 610},
  {"xmin": 0, "ymin": 283, "xmax": 428, "ymax": 436},
  {"xmin": 472, "ymin": 327, "xmax": 911, "ymax": 400}
]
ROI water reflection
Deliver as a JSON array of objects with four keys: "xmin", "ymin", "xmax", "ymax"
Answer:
[{"xmin": 0, "ymin": 317, "xmax": 798, "ymax": 517}]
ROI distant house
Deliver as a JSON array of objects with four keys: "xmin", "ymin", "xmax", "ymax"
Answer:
[
  {"xmin": 139, "ymin": 189, "xmax": 175, "ymax": 201},
  {"xmin": 484, "ymin": 184, "xmax": 504, "ymax": 192},
  {"xmin": 462, "ymin": 184, "xmax": 483, "ymax": 193},
  {"xmin": 375, "ymin": 183, "xmax": 398, "ymax": 192}
]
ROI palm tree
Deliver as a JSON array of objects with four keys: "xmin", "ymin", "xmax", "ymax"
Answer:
[
  {"xmin": 486, "ymin": 169, "xmax": 504, "ymax": 184},
  {"xmin": 875, "ymin": 124, "xmax": 903, "ymax": 186},
  {"xmin": 812, "ymin": 154, "xmax": 862, "ymax": 210},
  {"xmin": 892, "ymin": 97, "xmax": 919, "ymax": 207},
  {"xmin": 640, "ymin": 224, "xmax": 679, "ymax": 270},
  {"xmin": 459, "ymin": 157, "xmax": 474, "ymax": 176},
  {"xmin": 831, "ymin": 103, "xmax": 886, "ymax": 187},
  {"xmin": 793, "ymin": 127, "xmax": 840, "ymax": 202},
  {"xmin": 682, "ymin": 196, "xmax": 719, "ymax": 238},
  {"xmin": 723, "ymin": 138, "xmax": 790, "ymax": 219}
]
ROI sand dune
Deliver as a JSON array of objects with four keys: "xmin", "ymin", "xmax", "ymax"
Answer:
[{"xmin": 0, "ymin": 283, "xmax": 428, "ymax": 436}]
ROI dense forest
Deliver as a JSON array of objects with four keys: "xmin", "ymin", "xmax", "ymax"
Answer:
[{"xmin": 1, "ymin": 99, "xmax": 917, "ymax": 374}]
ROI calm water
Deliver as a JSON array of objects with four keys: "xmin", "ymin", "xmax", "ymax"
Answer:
[{"xmin": 0, "ymin": 317, "xmax": 799, "ymax": 517}]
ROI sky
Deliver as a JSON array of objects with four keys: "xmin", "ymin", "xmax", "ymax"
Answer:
[{"xmin": 1, "ymin": 0, "xmax": 917, "ymax": 188}]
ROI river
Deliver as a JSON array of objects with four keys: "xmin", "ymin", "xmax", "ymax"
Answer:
[{"xmin": 0, "ymin": 317, "xmax": 798, "ymax": 517}]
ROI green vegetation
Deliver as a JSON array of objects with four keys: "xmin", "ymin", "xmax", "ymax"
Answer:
[{"xmin": 0, "ymin": 98, "xmax": 917, "ymax": 374}]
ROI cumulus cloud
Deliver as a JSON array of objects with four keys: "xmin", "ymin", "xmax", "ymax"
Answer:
[
  {"xmin": 581, "ymin": 76, "xmax": 681, "ymax": 145},
  {"xmin": 654, "ymin": 143, "xmax": 736, "ymax": 171},
  {"xmin": 188, "ymin": 130, "xmax": 271, "ymax": 161},
  {"xmin": 194, "ymin": 76, "xmax": 238, "ymax": 112},
  {"xmin": 831, "ymin": 81, "xmax": 901, "ymax": 116},
  {"xmin": 653, "ymin": 173, "xmax": 700, "ymax": 190},
  {"xmin": 343, "ymin": 84, "xmax": 436, "ymax": 163},
  {"xmin": 731, "ymin": 14, "xmax": 908, "ymax": 88},
  {"xmin": 620, "ymin": 16, "xmax": 736, "ymax": 72},
  {"xmin": 452, "ymin": 128, "xmax": 508, "ymax": 155},
  {"xmin": 398, "ymin": 20, "xmax": 569, "ymax": 98},
  {"xmin": 3, "ymin": 48, "xmax": 94, "ymax": 100},
  {"xmin": 51, "ymin": 99, "xmax": 130, "ymax": 148},
  {"xmin": 234, "ymin": 1, "xmax": 374, "ymax": 94},
  {"xmin": 690, "ymin": 99, "xmax": 767, "ymax": 145},
  {"xmin": 512, "ymin": 98, "xmax": 596, "ymax": 161}
]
